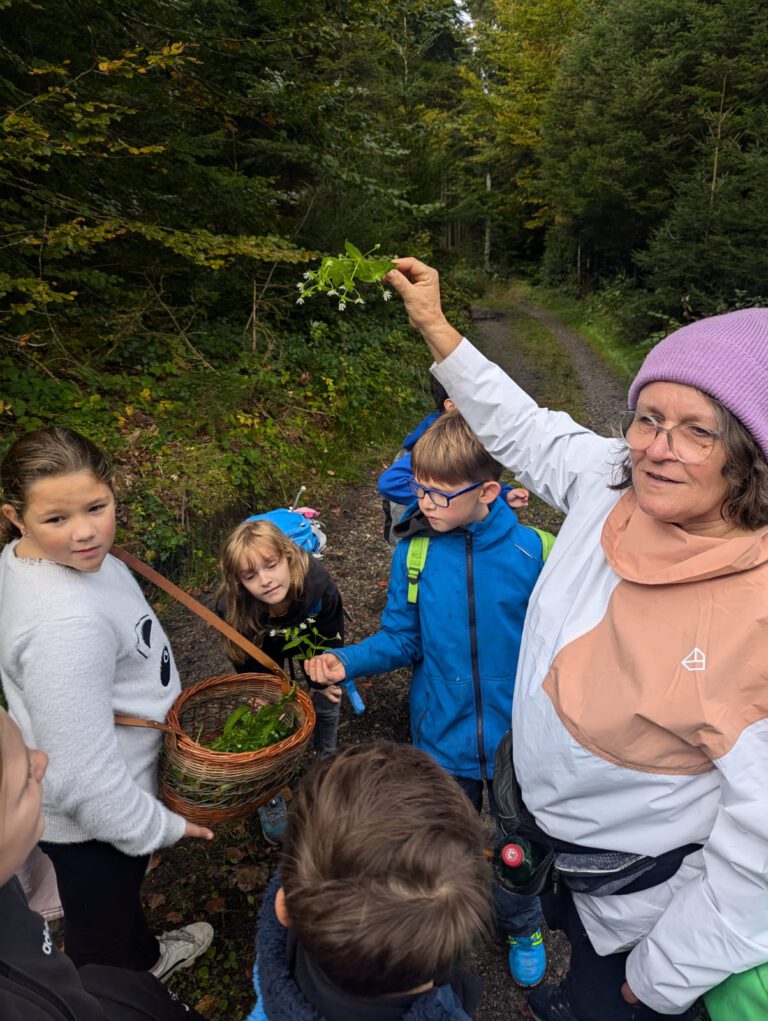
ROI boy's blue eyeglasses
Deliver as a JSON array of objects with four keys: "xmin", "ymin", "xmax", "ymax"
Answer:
[{"xmin": 408, "ymin": 479, "xmax": 483, "ymax": 508}]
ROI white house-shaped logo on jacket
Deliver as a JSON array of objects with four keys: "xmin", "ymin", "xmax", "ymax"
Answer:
[{"xmin": 681, "ymin": 647, "xmax": 706, "ymax": 672}]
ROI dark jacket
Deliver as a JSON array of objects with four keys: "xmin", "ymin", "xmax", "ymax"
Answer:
[
  {"xmin": 247, "ymin": 878, "xmax": 482, "ymax": 1021},
  {"xmin": 337, "ymin": 498, "xmax": 544, "ymax": 779},
  {"xmin": 0, "ymin": 877, "xmax": 200, "ymax": 1020}
]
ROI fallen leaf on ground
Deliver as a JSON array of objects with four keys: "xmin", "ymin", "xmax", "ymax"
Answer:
[
  {"xmin": 194, "ymin": 994, "xmax": 219, "ymax": 1018},
  {"xmin": 233, "ymin": 865, "xmax": 269, "ymax": 892}
]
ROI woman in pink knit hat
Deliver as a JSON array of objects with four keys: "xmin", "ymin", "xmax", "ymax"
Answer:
[{"xmin": 387, "ymin": 258, "xmax": 768, "ymax": 1021}]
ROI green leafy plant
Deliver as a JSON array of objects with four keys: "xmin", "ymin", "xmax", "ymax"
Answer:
[
  {"xmin": 278, "ymin": 620, "xmax": 341, "ymax": 660},
  {"xmin": 206, "ymin": 685, "xmax": 297, "ymax": 753},
  {"xmin": 296, "ymin": 241, "xmax": 396, "ymax": 311}
]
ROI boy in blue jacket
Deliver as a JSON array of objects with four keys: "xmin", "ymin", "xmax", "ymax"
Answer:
[
  {"xmin": 248, "ymin": 742, "xmax": 491, "ymax": 1021},
  {"xmin": 378, "ymin": 380, "xmax": 528, "ymax": 542},
  {"xmin": 308, "ymin": 410, "xmax": 549, "ymax": 988}
]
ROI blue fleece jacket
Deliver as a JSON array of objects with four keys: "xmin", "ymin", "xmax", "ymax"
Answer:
[
  {"xmin": 336, "ymin": 498, "xmax": 544, "ymax": 779},
  {"xmin": 248, "ymin": 879, "xmax": 479, "ymax": 1021}
]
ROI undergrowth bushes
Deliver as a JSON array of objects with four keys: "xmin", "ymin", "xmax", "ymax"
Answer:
[{"xmin": 0, "ymin": 307, "xmax": 430, "ymax": 580}]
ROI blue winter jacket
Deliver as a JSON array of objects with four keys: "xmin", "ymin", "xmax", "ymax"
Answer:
[
  {"xmin": 377, "ymin": 411, "xmax": 441, "ymax": 505},
  {"xmin": 248, "ymin": 878, "xmax": 479, "ymax": 1021},
  {"xmin": 337, "ymin": 498, "xmax": 544, "ymax": 779}
]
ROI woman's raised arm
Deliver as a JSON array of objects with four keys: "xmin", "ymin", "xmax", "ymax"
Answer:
[{"xmin": 385, "ymin": 257, "xmax": 463, "ymax": 362}]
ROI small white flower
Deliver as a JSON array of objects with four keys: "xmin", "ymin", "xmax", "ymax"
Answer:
[
  {"xmin": 300, "ymin": 622, "xmax": 307, "ymax": 630},
  {"xmin": 339, "ymin": 302, "xmax": 347, "ymax": 311},
  {"xmin": 327, "ymin": 289, "xmax": 338, "ymax": 297},
  {"xmin": 296, "ymin": 297, "xmax": 304, "ymax": 305},
  {"xmin": 382, "ymin": 289, "xmax": 393, "ymax": 301},
  {"xmin": 355, "ymin": 297, "xmax": 365, "ymax": 305},
  {"xmin": 269, "ymin": 629, "xmax": 276, "ymax": 637},
  {"xmin": 296, "ymin": 282, "xmax": 304, "ymax": 289},
  {"xmin": 303, "ymin": 271, "xmax": 311, "ymax": 280}
]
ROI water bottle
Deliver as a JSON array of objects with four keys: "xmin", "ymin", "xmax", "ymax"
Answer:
[{"xmin": 494, "ymin": 836, "xmax": 544, "ymax": 888}]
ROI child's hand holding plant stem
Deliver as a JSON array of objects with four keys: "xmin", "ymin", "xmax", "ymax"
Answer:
[{"xmin": 284, "ymin": 624, "xmax": 366, "ymax": 714}]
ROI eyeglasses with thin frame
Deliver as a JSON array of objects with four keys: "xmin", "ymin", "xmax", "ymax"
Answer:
[
  {"xmin": 408, "ymin": 479, "xmax": 484, "ymax": 508},
  {"xmin": 619, "ymin": 412, "xmax": 721, "ymax": 464}
]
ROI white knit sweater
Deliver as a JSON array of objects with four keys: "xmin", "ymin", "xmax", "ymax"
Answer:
[{"xmin": 0, "ymin": 542, "xmax": 187, "ymax": 855}]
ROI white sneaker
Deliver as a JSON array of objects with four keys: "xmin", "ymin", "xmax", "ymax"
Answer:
[{"xmin": 150, "ymin": 922, "xmax": 213, "ymax": 982}]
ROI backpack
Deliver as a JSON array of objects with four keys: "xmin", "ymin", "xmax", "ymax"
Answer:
[
  {"xmin": 406, "ymin": 526, "xmax": 556, "ymax": 604},
  {"xmin": 380, "ymin": 445, "xmax": 410, "ymax": 545},
  {"xmin": 244, "ymin": 507, "xmax": 327, "ymax": 557}
]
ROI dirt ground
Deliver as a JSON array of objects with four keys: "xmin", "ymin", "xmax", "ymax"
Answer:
[{"xmin": 149, "ymin": 301, "xmax": 629, "ymax": 1019}]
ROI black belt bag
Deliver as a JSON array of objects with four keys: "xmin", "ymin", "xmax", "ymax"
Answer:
[{"xmin": 492, "ymin": 730, "xmax": 702, "ymax": 898}]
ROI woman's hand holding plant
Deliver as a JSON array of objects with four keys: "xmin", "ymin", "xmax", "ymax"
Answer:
[{"xmin": 384, "ymin": 257, "xmax": 463, "ymax": 361}]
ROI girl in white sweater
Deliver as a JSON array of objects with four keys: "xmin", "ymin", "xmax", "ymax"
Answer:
[{"xmin": 0, "ymin": 427, "xmax": 213, "ymax": 979}]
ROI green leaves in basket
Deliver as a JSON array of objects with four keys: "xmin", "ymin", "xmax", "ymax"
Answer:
[{"xmin": 206, "ymin": 685, "xmax": 297, "ymax": 753}]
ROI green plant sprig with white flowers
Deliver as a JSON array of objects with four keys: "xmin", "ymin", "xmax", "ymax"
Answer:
[{"xmin": 296, "ymin": 241, "xmax": 396, "ymax": 311}]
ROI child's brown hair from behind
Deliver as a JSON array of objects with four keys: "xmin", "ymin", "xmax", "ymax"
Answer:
[{"xmin": 280, "ymin": 742, "xmax": 492, "ymax": 998}]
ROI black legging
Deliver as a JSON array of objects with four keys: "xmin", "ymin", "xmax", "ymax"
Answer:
[
  {"xmin": 541, "ymin": 885, "xmax": 693, "ymax": 1021},
  {"xmin": 40, "ymin": 839, "xmax": 159, "ymax": 970}
]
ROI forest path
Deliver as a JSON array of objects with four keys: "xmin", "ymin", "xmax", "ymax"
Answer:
[
  {"xmin": 156, "ymin": 294, "xmax": 627, "ymax": 1021},
  {"xmin": 470, "ymin": 298, "xmax": 627, "ymax": 433}
]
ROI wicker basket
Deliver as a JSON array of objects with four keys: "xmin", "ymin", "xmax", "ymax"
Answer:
[{"xmin": 158, "ymin": 672, "xmax": 316, "ymax": 825}]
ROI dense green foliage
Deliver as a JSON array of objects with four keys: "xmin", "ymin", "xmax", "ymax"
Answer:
[
  {"xmin": 458, "ymin": 0, "xmax": 597, "ymax": 264},
  {"xmin": 0, "ymin": 307, "xmax": 435, "ymax": 573},
  {"xmin": 1, "ymin": 0, "xmax": 468, "ymax": 346},
  {"xmin": 459, "ymin": 0, "xmax": 767, "ymax": 335},
  {"xmin": 1, "ymin": 0, "xmax": 472, "ymax": 574},
  {"xmin": 2, "ymin": 0, "xmax": 766, "ymax": 577},
  {"xmin": 539, "ymin": 0, "xmax": 768, "ymax": 329},
  {"xmin": 206, "ymin": 689, "xmax": 296, "ymax": 753}
]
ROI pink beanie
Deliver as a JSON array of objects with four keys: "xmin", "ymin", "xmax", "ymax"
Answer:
[{"xmin": 628, "ymin": 308, "xmax": 768, "ymax": 462}]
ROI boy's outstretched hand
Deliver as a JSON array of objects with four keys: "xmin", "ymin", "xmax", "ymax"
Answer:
[{"xmin": 306, "ymin": 652, "xmax": 347, "ymax": 686}]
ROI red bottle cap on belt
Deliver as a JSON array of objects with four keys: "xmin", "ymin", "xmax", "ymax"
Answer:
[{"xmin": 501, "ymin": 843, "xmax": 524, "ymax": 868}]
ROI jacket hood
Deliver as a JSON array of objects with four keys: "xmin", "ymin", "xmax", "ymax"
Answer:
[
  {"xmin": 602, "ymin": 491, "xmax": 768, "ymax": 585},
  {"xmin": 402, "ymin": 411, "xmax": 441, "ymax": 452},
  {"xmin": 391, "ymin": 502, "xmax": 441, "ymax": 541},
  {"xmin": 255, "ymin": 877, "xmax": 475, "ymax": 1021}
]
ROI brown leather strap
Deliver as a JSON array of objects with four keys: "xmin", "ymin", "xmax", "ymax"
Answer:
[
  {"xmin": 113, "ymin": 714, "xmax": 179, "ymax": 734},
  {"xmin": 110, "ymin": 545, "xmax": 289, "ymax": 687}
]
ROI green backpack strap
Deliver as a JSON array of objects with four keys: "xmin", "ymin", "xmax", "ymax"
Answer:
[
  {"xmin": 531, "ymin": 526, "xmax": 556, "ymax": 562},
  {"xmin": 406, "ymin": 536, "xmax": 430, "ymax": 604}
]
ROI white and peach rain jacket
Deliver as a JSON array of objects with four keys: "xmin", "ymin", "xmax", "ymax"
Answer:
[{"xmin": 435, "ymin": 340, "xmax": 768, "ymax": 1015}]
